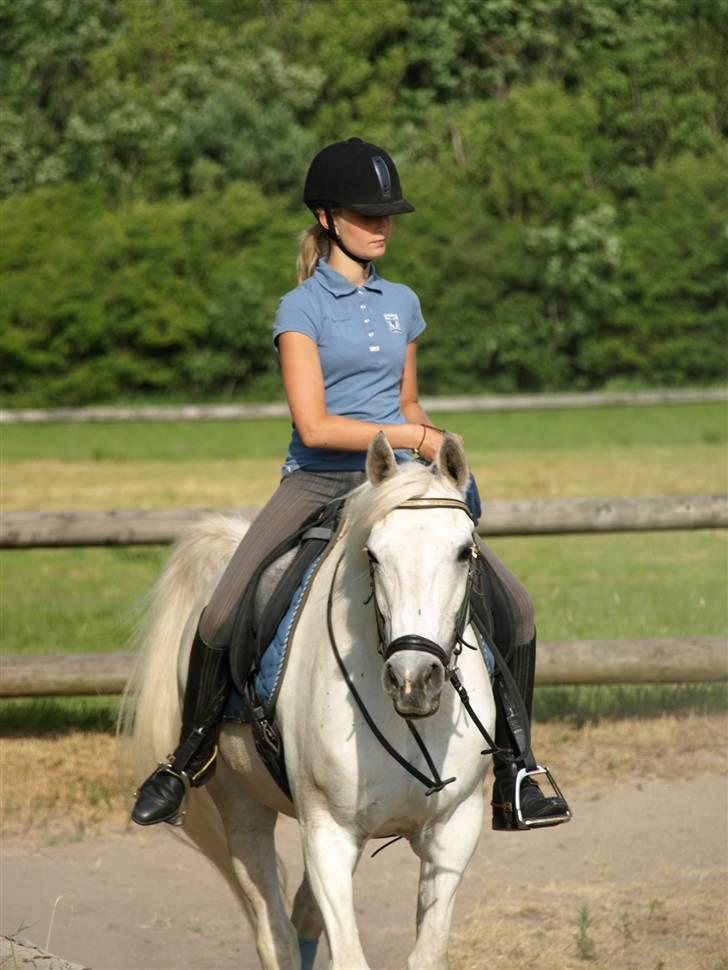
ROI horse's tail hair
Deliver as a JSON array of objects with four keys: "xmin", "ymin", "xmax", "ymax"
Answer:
[{"xmin": 117, "ymin": 513, "xmax": 249, "ymax": 884}]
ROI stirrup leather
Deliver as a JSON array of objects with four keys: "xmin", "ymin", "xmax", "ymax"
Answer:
[{"xmin": 514, "ymin": 764, "xmax": 572, "ymax": 829}]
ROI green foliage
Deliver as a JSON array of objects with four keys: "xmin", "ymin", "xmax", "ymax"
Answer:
[
  {"xmin": 605, "ymin": 153, "xmax": 728, "ymax": 387},
  {"xmin": 0, "ymin": 0, "xmax": 323, "ymax": 199},
  {"xmin": 0, "ymin": 0, "xmax": 725, "ymax": 404},
  {"xmin": 0, "ymin": 181, "xmax": 300, "ymax": 404}
]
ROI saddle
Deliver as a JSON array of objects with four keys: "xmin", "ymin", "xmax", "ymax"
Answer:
[{"xmin": 228, "ymin": 496, "xmax": 346, "ymax": 691}]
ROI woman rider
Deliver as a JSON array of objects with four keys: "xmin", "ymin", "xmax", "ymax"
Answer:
[{"xmin": 131, "ymin": 137, "xmax": 570, "ymax": 832}]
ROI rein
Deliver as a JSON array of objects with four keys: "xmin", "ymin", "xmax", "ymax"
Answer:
[
  {"xmin": 327, "ymin": 551, "xmax": 455, "ymax": 795},
  {"xmin": 326, "ymin": 496, "xmax": 499, "ymax": 796}
]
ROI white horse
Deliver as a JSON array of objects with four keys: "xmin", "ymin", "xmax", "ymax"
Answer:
[{"xmin": 122, "ymin": 433, "xmax": 496, "ymax": 970}]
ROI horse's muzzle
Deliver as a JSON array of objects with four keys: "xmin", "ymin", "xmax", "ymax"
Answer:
[{"xmin": 381, "ymin": 650, "xmax": 446, "ymax": 718}]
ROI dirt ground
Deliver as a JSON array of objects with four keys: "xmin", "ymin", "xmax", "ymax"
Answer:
[{"xmin": 1, "ymin": 715, "xmax": 727, "ymax": 970}]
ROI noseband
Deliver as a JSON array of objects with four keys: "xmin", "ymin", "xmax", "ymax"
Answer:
[{"xmin": 367, "ymin": 497, "xmax": 478, "ymax": 675}]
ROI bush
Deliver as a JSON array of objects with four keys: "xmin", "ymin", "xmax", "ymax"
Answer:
[{"xmin": 0, "ymin": 0, "xmax": 724, "ymax": 404}]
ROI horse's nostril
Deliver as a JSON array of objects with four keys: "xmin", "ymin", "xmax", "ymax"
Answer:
[{"xmin": 386, "ymin": 665, "xmax": 399, "ymax": 688}]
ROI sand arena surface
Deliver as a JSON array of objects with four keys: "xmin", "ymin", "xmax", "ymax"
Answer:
[{"xmin": 1, "ymin": 715, "xmax": 726, "ymax": 969}]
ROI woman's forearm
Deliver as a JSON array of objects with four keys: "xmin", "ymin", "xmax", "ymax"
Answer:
[
  {"xmin": 298, "ymin": 411, "xmax": 447, "ymax": 462},
  {"xmin": 297, "ymin": 413, "xmax": 423, "ymax": 452}
]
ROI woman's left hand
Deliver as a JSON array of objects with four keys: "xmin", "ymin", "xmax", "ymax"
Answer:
[{"xmin": 417, "ymin": 426, "xmax": 463, "ymax": 462}]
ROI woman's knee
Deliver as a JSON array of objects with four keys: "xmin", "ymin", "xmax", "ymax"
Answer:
[
  {"xmin": 476, "ymin": 539, "xmax": 535, "ymax": 647},
  {"xmin": 198, "ymin": 600, "xmax": 233, "ymax": 647},
  {"xmin": 513, "ymin": 586, "xmax": 536, "ymax": 646}
]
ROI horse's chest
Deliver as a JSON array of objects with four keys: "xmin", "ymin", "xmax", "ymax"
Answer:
[{"xmin": 300, "ymin": 706, "xmax": 486, "ymax": 829}]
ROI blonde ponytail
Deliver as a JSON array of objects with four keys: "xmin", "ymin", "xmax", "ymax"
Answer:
[{"xmin": 296, "ymin": 222, "xmax": 330, "ymax": 283}]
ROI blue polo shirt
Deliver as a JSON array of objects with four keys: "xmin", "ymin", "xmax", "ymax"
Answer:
[{"xmin": 273, "ymin": 259, "xmax": 426, "ymax": 472}]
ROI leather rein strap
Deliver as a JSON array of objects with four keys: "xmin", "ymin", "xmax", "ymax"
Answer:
[
  {"xmin": 326, "ymin": 496, "xmax": 498, "ymax": 796},
  {"xmin": 327, "ymin": 551, "xmax": 455, "ymax": 795}
]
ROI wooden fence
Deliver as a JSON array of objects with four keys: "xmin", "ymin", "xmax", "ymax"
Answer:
[
  {"xmin": 2, "ymin": 492, "xmax": 726, "ymax": 695},
  {"xmin": 3, "ymin": 495, "xmax": 727, "ymax": 548},
  {"xmin": 1, "ymin": 637, "xmax": 726, "ymax": 698},
  {"xmin": 1, "ymin": 387, "xmax": 726, "ymax": 424}
]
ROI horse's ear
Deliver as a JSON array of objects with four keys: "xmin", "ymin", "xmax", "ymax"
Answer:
[
  {"xmin": 366, "ymin": 431, "xmax": 397, "ymax": 485},
  {"xmin": 435, "ymin": 433, "xmax": 469, "ymax": 491}
]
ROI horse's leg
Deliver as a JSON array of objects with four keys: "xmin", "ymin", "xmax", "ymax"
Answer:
[
  {"xmin": 291, "ymin": 871, "xmax": 324, "ymax": 970},
  {"xmin": 299, "ymin": 811, "xmax": 369, "ymax": 969},
  {"xmin": 210, "ymin": 764, "xmax": 301, "ymax": 970},
  {"xmin": 407, "ymin": 791, "xmax": 485, "ymax": 970}
]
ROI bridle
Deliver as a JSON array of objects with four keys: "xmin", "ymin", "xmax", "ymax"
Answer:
[
  {"xmin": 366, "ymin": 497, "xmax": 479, "ymax": 676},
  {"xmin": 327, "ymin": 495, "xmax": 499, "ymax": 797}
]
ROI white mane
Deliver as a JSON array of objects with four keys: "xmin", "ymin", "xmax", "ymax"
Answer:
[{"xmin": 343, "ymin": 460, "xmax": 464, "ymax": 561}]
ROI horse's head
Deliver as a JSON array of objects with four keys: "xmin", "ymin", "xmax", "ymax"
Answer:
[{"xmin": 347, "ymin": 432, "xmax": 477, "ymax": 719}]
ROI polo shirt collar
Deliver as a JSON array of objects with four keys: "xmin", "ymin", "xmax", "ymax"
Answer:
[{"xmin": 314, "ymin": 258, "xmax": 383, "ymax": 297}]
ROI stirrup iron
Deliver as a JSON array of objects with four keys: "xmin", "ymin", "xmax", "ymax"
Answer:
[
  {"xmin": 514, "ymin": 764, "xmax": 572, "ymax": 829},
  {"xmin": 136, "ymin": 758, "xmax": 192, "ymax": 827}
]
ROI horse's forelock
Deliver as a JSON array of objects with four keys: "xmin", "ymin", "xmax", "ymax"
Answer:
[{"xmin": 344, "ymin": 461, "xmax": 459, "ymax": 557}]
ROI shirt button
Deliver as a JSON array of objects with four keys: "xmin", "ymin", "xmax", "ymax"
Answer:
[
  {"xmin": 360, "ymin": 304, "xmax": 366, "ymax": 309},
  {"xmin": 368, "ymin": 331, "xmax": 375, "ymax": 337}
]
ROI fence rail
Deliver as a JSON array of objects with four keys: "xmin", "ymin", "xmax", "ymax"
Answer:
[
  {"xmin": 3, "ymin": 495, "xmax": 726, "ymax": 549},
  {"xmin": 1, "ymin": 388, "xmax": 726, "ymax": 425},
  {"xmin": 1, "ymin": 637, "xmax": 726, "ymax": 698}
]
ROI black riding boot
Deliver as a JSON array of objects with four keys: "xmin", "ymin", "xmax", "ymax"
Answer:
[
  {"xmin": 131, "ymin": 627, "xmax": 231, "ymax": 827},
  {"xmin": 491, "ymin": 636, "xmax": 571, "ymax": 831}
]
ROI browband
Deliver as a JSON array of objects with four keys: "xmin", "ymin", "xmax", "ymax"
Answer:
[{"xmin": 395, "ymin": 498, "xmax": 472, "ymax": 515}]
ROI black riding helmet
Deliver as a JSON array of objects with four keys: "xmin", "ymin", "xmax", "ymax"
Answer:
[{"xmin": 304, "ymin": 137, "xmax": 414, "ymax": 264}]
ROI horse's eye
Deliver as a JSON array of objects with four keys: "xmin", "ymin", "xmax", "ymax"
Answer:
[
  {"xmin": 364, "ymin": 548, "xmax": 380, "ymax": 565},
  {"xmin": 457, "ymin": 544, "xmax": 473, "ymax": 563}
]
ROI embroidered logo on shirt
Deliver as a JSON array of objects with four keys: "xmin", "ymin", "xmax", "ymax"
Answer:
[{"xmin": 384, "ymin": 313, "xmax": 402, "ymax": 334}]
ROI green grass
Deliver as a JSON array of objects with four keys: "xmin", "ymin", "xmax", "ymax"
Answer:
[
  {"xmin": 2, "ymin": 402, "xmax": 726, "ymax": 461},
  {"xmin": 1, "ymin": 417, "xmax": 292, "ymax": 462},
  {"xmin": 2, "ymin": 532, "xmax": 725, "ymax": 655},
  {"xmin": 3, "ymin": 683, "xmax": 727, "ymax": 735},
  {"xmin": 1, "ymin": 546, "xmax": 166, "ymax": 654},
  {"xmin": 0, "ymin": 696, "xmax": 121, "ymax": 734},
  {"xmin": 533, "ymin": 682, "xmax": 728, "ymax": 724},
  {"xmin": 2, "ymin": 530, "xmax": 725, "ymax": 731},
  {"xmin": 492, "ymin": 531, "xmax": 728, "ymax": 641}
]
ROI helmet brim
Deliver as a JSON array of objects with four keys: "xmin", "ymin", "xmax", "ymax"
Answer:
[{"xmin": 343, "ymin": 198, "xmax": 415, "ymax": 216}]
